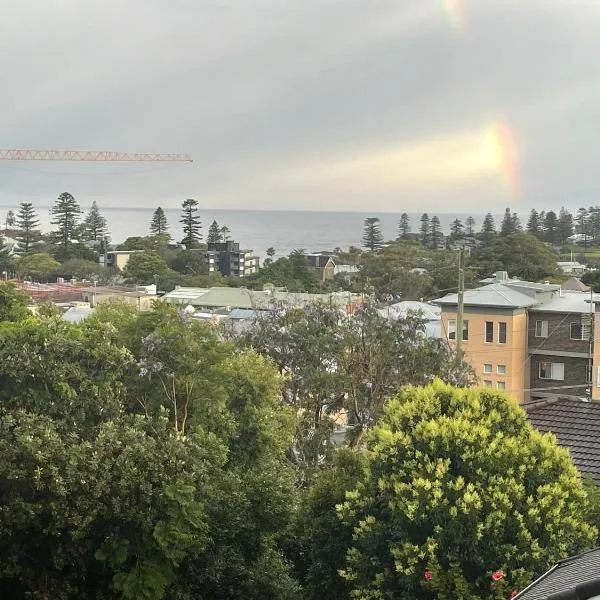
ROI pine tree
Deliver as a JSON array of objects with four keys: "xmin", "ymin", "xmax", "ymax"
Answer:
[
  {"xmin": 362, "ymin": 217, "xmax": 384, "ymax": 251},
  {"xmin": 479, "ymin": 213, "xmax": 496, "ymax": 243},
  {"xmin": 5, "ymin": 210, "xmax": 15, "ymax": 231},
  {"xmin": 180, "ymin": 198, "xmax": 202, "ymax": 248},
  {"xmin": 82, "ymin": 201, "xmax": 108, "ymax": 242},
  {"xmin": 220, "ymin": 226, "xmax": 231, "ymax": 241},
  {"xmin": 527, "ymin": 209, "xmax": 541, "ymax": 238},
  {"xmin": 557, "ymin": 207, "xmax": 574, "ymax": 245},
  {"xmin": 397, "ymin": 213, "xmax": 411, "ymax": 240},
  {"xmin": 500, "ymin": 208, "xmax": 514, "ymax": 236},
  {"xmin": 150, "ymin": 206, "xmax": 168, "ymax": 235},
  {"xmin": 15, "ymin": 202, "xmax": 41, "ymax": 254},
  {"xmin": 465, "ymin": 216, "xmax": 476, "ymax": 238},
  {"xmin": 207, "ymin": 220, "xmax": 223, "ymax": 244},
  {"xmin": 419, "ymin": 213, "xmax": 430, "ymax": 248},
  {"xmin": 430, "ymin": 215, "xmax": 444, "ymax": 249},
  {"xmin": 449, "ymin": 218, "xmax": 464, "ymax": 243},
  {"xmin": 51, "ymin": 192, "xmax": 82, "ymax": 260},
  {"xmin": 544, "ymin": 210, "xmax": 558, "ymax": 245},
  {"xmin": 511, "ymin": 212, "xmax": 522, "ymax": 233}
]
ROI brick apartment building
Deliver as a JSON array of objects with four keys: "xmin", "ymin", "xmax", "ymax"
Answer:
[{"xmin": 435, "ymin": 272, "xmax": 598, "ymax": 403}]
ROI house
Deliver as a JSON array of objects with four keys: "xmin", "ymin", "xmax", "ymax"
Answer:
[
  {"xmin": 378, "ymin": 301, "xmax": 442, "ymax": 339},
  {"xmin": 524, "ymin": 397, "xmax": 600, "ymax": 480},
  {"xmin": 562, "ymin": 277, "xmax": 590, "ymax": 292},
  {"xmin": 80, "ymin": 285, "xmax": 156, "ymax": 310},
  {"xmin": 100, "ymin": 250, "xmax": 143, "ymax": 271},
  {"xmin": 306, "ymin": 252, "xmax": 336, "ymax": 281},
  {"xmin": 557, "ymin": 261, "xmax": 587, "ymax": 275},
  {"xmin": 514, "ymin": 548, "xmax": 600, "ymax": 599},
  {"xmin": 434, "ymin": 271, "xmax": 600, "ymax": 403},
  {"xmin": 206, "ymin": 241, "xmax": 259, "ymax": 277}
]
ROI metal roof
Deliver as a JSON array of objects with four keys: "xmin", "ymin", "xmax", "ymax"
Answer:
[
  {"xmin": 435, "ymin": 284, "xmax": 544, "ymax": 309},
  {"xmin": 378, "ymin": 301, "xmax": 441, "ymax": 321},
  {"xmin": 529, "ymin": 291, "xmax": 597, "ymax": 314},
  {"xmin": 62, "ymin": 306, "xmax": 95, "ymax": 323}
]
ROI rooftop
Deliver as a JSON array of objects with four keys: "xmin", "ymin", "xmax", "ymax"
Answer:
[
  {"xmin": 529, "ymin": 290, "xmax": 597, "ymax": 314},
  {"xmin": 524, "ymin": 397, "xmax": 600, "ymax": 481},
  {"xmin": 515, "ymin": 548, "xmax": 600, "ymax": 599},
  {"xmin": 435, "ymin": 283, "xmax": 547, "ymax": 309},
  {"xmin": 378, "ymin": 301, "xmax": 440, "ymax": 321}
]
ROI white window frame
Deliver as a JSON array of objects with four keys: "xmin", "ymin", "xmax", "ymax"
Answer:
[
  {"xmin": 539, "ymin": 361, "xmax": 565, "ymax": 381},
  {"xmin": 497, "ymin": 381, "xmax": 506, "ymax": 390},
  {"xmin": 497, "ymin": 364, "xmax": 506, "ymax": 375},
  {"xmin": 535, "ymin": 320, "xmax": 549, "ymax": 338},
  {"xmin": 483, "ymin": 380, "xmax": 493, "ymax": 388},
  {"xmin": 448, "ymin": 319, "xmax": 456, "ymax": 340},
  {"xmin": 483, "ymin": 364, "xmax": 492, "ymax": 374}
]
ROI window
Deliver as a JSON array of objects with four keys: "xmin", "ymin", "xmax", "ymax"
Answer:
[
  {"xmin": 485, "ymin": 321, "xmax": 494, "ymax": 343},
  {"xmin": 448, "ymin": 320, "xmax": 469, "ymax": 341},
  {"xmin": 483, "ymin": 364, "xmax": 492, "ymax": 374},
  {"xmin": 535, "ymin": 320, "xmax": 549, "ymax": 338},
  {"xmin": 570, "ymin": 321, "xmax": 591, "ymax": 340},
  {"xmin": 498, "ymin": 322, "xmax": 507, "ymax": 344},
  {"xmin": 497, "ymin": 364, "xmax": 506, "ymax": 375},
  {"xmin": 483, "ymin": 380, "xmax": 493, "ymax": 388},
  {"xmin": 497, "ymin": 381, "xmax": 506, "ymax": 390},
  {"xmin": 539, "ymin": 361, "xmax": 565, "ymax": 381}
]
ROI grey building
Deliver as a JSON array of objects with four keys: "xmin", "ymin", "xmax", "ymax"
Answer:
[{"xmin": 206, "ymin": 241, "xmax": 259, "ymax": 277}]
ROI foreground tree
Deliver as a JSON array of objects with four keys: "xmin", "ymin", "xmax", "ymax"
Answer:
[
  {"xmin": 335, "ymin": 381, "xmax": 596, "ymax": 599},
  {"xmin": 0, "ymin": 282, "xmax": 29, "ymax": 322},
  {"xmin": 362, "ymin": 217, "xmax": 384, "ymax": 251},
  {"xmin": 180, "ymin": 198, "xmax": 202, "ymax": 248},
  {"xmin": 82, "ymin": 200, "xmax": 108, "ymax": 242},
  {"xmin": 14, "ymin": 202, "xmax": 42, "ymax": 254},
  {"xmin": 51, "ymin": 191, "xmax": 82, "ymax": 260},
  {"xmin": 150, "ymin": 206, "xmax": 169, "ymax": 236}
]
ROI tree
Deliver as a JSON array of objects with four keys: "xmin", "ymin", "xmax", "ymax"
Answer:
[
  {"xmin": 4, "ymin": 209, "xmax": 15, "ymax": 231},
  {"xmin": 0, "ymin": 282, "xmax": 29, "ymax": 322},
  {"xmin": 429, "ymin": 215, "xmax": 444, "ymax": 249},
  {"xmin": 543, "ymin": 210, "xmax": 558, "ymax": 245},
  {"xmin": 17, "ymin": 252, "xmax": 60, "ymax": 280},
  {"xmin": 419, "ymin": 213, "xmax": 430, "ymax": 248},
  {"xmin": 14, "ymin": 202, "xmax": 42, "ymax": 254},
  {"xmin": 265, "ymin": 247, "xmax": 276, "ymax": 266},
  {"xmin": 180, "ymin": 198, "xmax": 202, "ymax": 248},
  {"xmin": 511, "ymin": 211, "xmax": 522, "ymax": 233},
  {"xmin": 500, "ymin": 207, "xmax": 514, "ymax": 236},
  {"xmin": 465, "ymin": 216, "xmax": 476, "ymax": 238},
  {"xmin": 471, "ymin": 232, "xmax": 559, "ymax": 281},
  {"xmin": 123, "ymin": 251, "xmax": 171, "ymax": 283},
  {"xmin": 557, "ymin": 207, "xmax": 574, "ymax": 245},
  {"xmin": 81, "ymin": 200, "xmax": 108, "ymax": 243},
  {"xmin": 56, "ymin": 258, "xmax": 108, "ymax": 282},
  {"xmin": 479, "ymin": 212, "xmax": 496, "ymax": 242},
  {"xmin": 150, "ymin": 206, "xmax": 169, "ymax": 236},
  {"xmin": 51, "ymin": 191, "xmax": 82, "ymax": 260},
  {"xmin": 526, "ymin": 209, "xmax": 541, "ymax": 238},
  {"xmin": 362, "ymin": 217, "xmax": 384, "ymax": 251},
  {"xmin": 398, "ymin": 213, "xmax": 411, "ymax": 240},
  {"xmin": 335, "ymin": 380, "xmax": 596, "ymax": 599},
  {"xmin": 449, "ymin": 218, "xmax": 464, "ymax": 243},
  {"xmin": 220, "ymin": 225, "xmax": 231, "ymax": 241},
  {"xmin": 207, "ymin": 220, "xmax": 223, "ymax": 244}
]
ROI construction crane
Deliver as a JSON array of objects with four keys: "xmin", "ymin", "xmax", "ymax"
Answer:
[{"xmin": 0, "ymin": 149, "xmax": 193, "ymax": 162}]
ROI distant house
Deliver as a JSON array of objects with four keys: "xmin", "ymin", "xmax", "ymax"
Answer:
[
  {"xmin": 557, "ymin": 261, "xmax": 587, "ymax": 275},
  {"xmin": 306, "ymin": 252, "xmax": 336, "ymax": 281},
  {"xmin": 80, "ymin": 285, "xmax": 156, "ymax": 310},
  {"xmin": 377, "ymin": 301, "xmax": 442, "ymax": 339},
  {"xmin": 100, "ymin": 250, "xmax": 144, "ymax": 271},
  {"xmin": 514, "ymin": 547, "xmax": 600, "ymax": 599}
]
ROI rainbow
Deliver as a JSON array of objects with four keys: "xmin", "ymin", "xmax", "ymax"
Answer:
[
  {"xmin": 484, "ymin": 122, "xmax": 521, "ymax": 197},
  {"xmin": 443, "ymin": 0, "xmax": 465, "ymax": 31}
]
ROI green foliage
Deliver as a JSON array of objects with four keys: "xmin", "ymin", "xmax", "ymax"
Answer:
[
  {"xmin": 82, "ymin": 200, "xmax": 108, "ymax": 242},
  {"xmin": 117, "ymin": 234, "xmax": 172, "ymax": 254},
  {"xmin": 123, "ymin": 251, "xmax": 171, "ymax": 283},
  {"xmin": 55, "ymin": 257, "xmax": 109, "ymax": 282},
  {"xmin": 180, "ymin": 198, "xmax": 202, "ymax": 248},
  {"xmin": 250, "ymin": 250, "xmax": 321, "ymax": 292},
  {"xmin": 150, "ymin": 206, "xmax": 169, "ymax": 236},
  {"xmin": 0, "ymin": 282, "xmax": 29, "ymax": 322},
  {"xmin": 15, "ymin": 202, "xmax": 42, "ymax": 253},
  {"xmin": 207, "ymin": 219, "xmax": 224, "ymax": 243},
  {"xmin": 167, "ymin": 249, "xmax": 209, "ymax": 276},
  {"xmin": 471, "ymin": 232, "xmax": 559, "ymax": 281},
  {"xmin": 51, "ymin": 191, "xmax": 82, "ymax": 260},
  {"xmin": 336, "ymin": 380, "xmax": 596, "ymax": 599},
  {"xmin": 17, "ymin": 252, "xmax": 61, "ymax": 279},
  {"xmin": 362, "ymin": 218, "xmax": 384, "ymax": 251}
]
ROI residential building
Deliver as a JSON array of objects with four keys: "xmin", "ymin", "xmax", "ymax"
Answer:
[
  {"xmin": 378, "ymin": 301, "xmax": 442, "ymax": 339},
  {"xmin": 435, "ymin": 271, "xmax": 600, "ymax": 403},
  {"xmin": 206, "ymin": 241, "xmax": 259, "ymax": 277},
  {"xmin": 514, "ymin": 548, "xmax": 600, "ymax": 599},
  {"xmin": 305, "ymin": 252, "xmax": 336, "ymax": 281},
  {"xmin": 80, "ymin": 285, "xmax": 156, "ymax": 310},
  {"xmin": 557, "ymin": 260, "xmax": 587, "ymax": 275},
  {"xmin": 100, "ymin": 250, "xmax": 143, "ymax": 271}
]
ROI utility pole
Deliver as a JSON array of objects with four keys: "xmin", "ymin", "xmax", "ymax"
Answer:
[{"xmin": 456, "ymin": 246, "xmax": 466, "ymax": 359}]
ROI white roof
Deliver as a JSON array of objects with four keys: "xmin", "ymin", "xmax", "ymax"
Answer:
[
  {"xmin": 530, "ymin": 290, "xmax": 598, "ymax": 314},
  {"xmin": 378, "ymin": 301, "xmax": 440, "ymax": 321}
]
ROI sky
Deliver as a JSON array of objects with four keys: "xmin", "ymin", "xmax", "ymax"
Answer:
[{"xmin": 1, "ymin": 0, "xmax": 599, "ymax": 213}]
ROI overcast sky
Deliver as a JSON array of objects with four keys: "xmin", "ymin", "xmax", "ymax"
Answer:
[{"xmin": 1, "ymin": 0, "xmax": 599, "ymax": 212}]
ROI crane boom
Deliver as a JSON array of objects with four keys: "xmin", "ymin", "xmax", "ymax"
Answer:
[{"xmin": 0, "ymin": 149, "xmax": 193, "ymax": 162}]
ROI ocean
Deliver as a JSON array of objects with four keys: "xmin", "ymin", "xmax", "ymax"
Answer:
[{"xmin": 0, "ymin": 206, "xmax": 508, "ymax": 259}]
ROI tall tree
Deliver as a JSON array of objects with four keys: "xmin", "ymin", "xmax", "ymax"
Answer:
[
  {"xmin": 557, "ymin": 207, "xmax": 574, "ymax": 245},
  {"xmin": 362, "ymin": 217, "xmax": 384, "ymax": 251},
  {"xmin": 479, "ymin": 212, "xmax": 496, "ymax": 242},
  {"xmin": 544, "ymin": 210, "xmax": 558, "ymax": 245},
  {"xmin": 419, "ymin": 213, "xmax": 430, "ymax": 248},
  {"xmin": 526, "ymin": 209, "xmax": 541, "ymax": 238},
  {"xmin": 500, "ymin": 207, "xmax": 514, "ymax": 236},
  {"xmin": 14, "ymin": 202, "xmax": 41, "ymax": 254},
  {"xmin": 220, "ymin": 225, "xmax": 231, "ymax": 241},
  {"xmin": 207, "ymin": 220, "xmax": 224, "ymax": 244},
  {"xmin": 82, "ymin": 201, "xmax": 108, "ymax": 242},
  {"xmin": 149, "ymin": 206, "xmax": 168, "ymax": 236},
  {"xmin": 429, "ymin": 215, "xmax": 444, "ymax": 249},
  {"xmin": 511, "ymin": 212, "xmax": 522, "ymax": 233},
  {"xmin": 180, "ymin": 198, "xmax": 202, "ymax": 248},
  {"xmin": 51, "ymin": 192, "xmax": 82, "ymax": 260},
  {"xmin": 465, "ymin": 216, "xmax": 476, "ymax": 238},
  {"xmin": 449, "ymin": 218, "xmax": 464, "ymax": 243},
  {"xmin": 397, "ymin": 213, "xmax": 411, "ymax": 240},
  {"xmin": 4, "ymin": 210, "xmax": 15, "ymax": 232}
]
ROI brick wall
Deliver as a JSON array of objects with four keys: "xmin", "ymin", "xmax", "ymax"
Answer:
[
  {"xmin": 529, "ymin": 354, "xmax": 590, "ymax": 397},
  {"xmin": 528, "ymin": 311, "xmax": 591, "ymax": 353}
]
